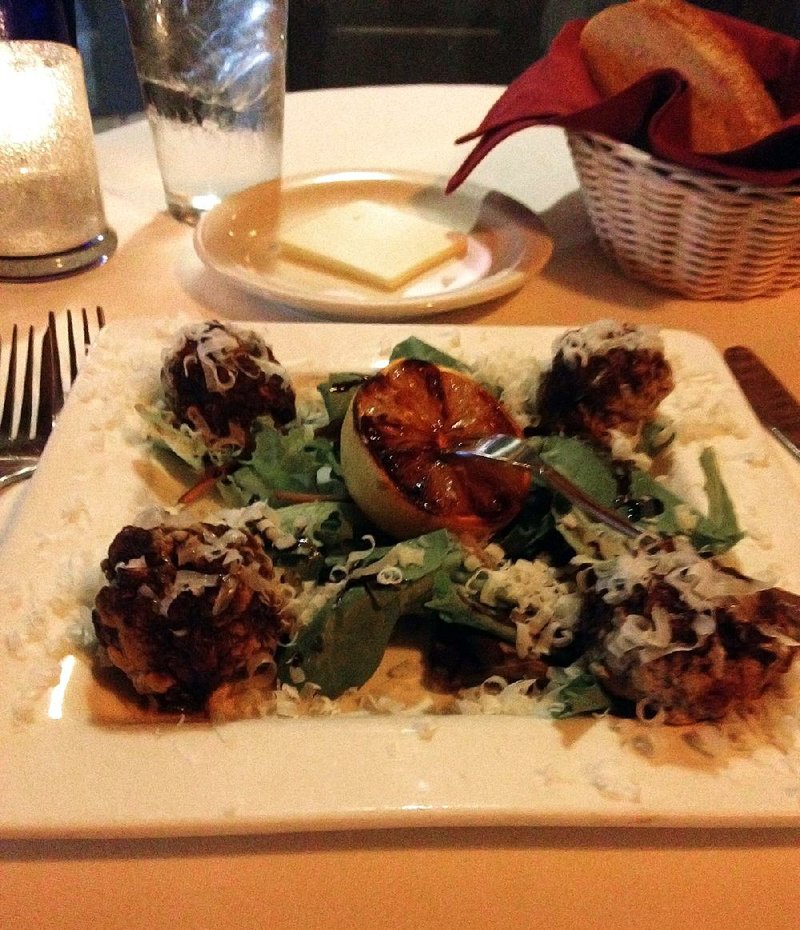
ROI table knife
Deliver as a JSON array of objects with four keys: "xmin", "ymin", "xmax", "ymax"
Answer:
[{"xmin": 723, "ymin": 345, "xmax": 800, "ymax": 461}]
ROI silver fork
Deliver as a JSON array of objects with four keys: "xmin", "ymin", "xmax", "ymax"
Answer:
[
  {"xmin": 447, "ymin": 434, "xmax": 641, "ymax": 539},
  {"xmin": 0, "ymin": 307, "xmax": 105, "ymax": 490}
]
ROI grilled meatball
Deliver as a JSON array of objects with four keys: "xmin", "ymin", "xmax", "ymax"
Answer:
[
  {"xmin": 537, "ymin": 320, "xmax": 674, "ymax": 449},
  {"xmin": 92, "ymin": 511, "xmax": 292, "ymax": 713},
  {"xmin": 161, "ymin": 320, "xmax": 296, "ymax": 455},
  {"xmin": 579, "ymin": 538, "xmax": 800, "ymax": 724}
]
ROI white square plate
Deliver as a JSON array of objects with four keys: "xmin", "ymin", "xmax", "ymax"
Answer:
[{"xmin": 2, "ymin": 320, "xmax": 800, "ymax": 839}]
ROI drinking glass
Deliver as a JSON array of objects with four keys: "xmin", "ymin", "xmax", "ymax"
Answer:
[{"xmin": 120, "ymin": 0, "xmax": 286, "ymax": 225}]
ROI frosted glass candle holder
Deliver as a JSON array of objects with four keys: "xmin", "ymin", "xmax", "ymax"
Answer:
[{"xmin": 0, "ymin": 40, "xmax": 116, "ymax": 279}]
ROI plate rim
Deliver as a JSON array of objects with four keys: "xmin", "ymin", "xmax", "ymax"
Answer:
[{"xmin": 193, "ymin": 168, "xmax": 554, "ymax": 321}]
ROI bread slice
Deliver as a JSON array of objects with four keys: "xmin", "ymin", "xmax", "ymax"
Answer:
[{"xmin": 579, "ymin": 0, "xmax": 782, "ymax": 152}]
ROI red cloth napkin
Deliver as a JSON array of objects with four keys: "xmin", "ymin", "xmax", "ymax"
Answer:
[{"xmin": 447, "ymin": 14, "xmax": 800, "ymax": 192}]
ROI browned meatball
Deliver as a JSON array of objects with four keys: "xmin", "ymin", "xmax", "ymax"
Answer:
[
  {"xmin": 537, "ymin": 321, "xmax": 674, "ymax": 449},
  {"xmin": 161, "ymin": 321, "xmax": 296, "ymax": 454},
  {"xmin": 579, "ymin": 538, "xmax": 800, "ymax": 724},
  {"xmin": 92, "ymin": 513, "xmax": 292, "ymax": 713}
]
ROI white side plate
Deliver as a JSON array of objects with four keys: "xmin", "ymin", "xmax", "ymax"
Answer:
[{"xmin": 193, "ymin": 170, "xmax": 553, "ymax": 321}]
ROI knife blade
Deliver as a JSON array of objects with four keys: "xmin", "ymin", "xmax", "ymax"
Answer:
[{"xmin": 724, "ymin": 345, "xmax": 800, "ymax": 459}]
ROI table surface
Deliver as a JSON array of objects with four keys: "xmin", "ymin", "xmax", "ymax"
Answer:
[{"xmin": 2, "ymin": 84, "xmax": 800, "ymax": 930}]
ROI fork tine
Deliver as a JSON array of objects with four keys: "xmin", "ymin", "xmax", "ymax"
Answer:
[
  {"xmin": 66, "ymin": 309, "xmax": 78, "ymax": 383},
  {"xmin": 16, "ymin": 326, "xmax": 35, "ymax": 439},
  {"xmin": 35, "ymin": 325, "xmax": 57, "ymax": 440},
  {"xmin": 81, "ymin": 308, "xmax": 91, "ymax": 351},
  {"xmin": 47, "ymin": 311, "xmax": 65, "ymax": 403},
  {"xmin": 0, "ymin": 325, "xmax": 17, "ymax": 438},
  {"xmin": 80, "ymin": 305, "xmax": 105, "ymax": 350},
  {"xmin": 65, "ymin": 307, "xmax": 104, "ymax": 386}
]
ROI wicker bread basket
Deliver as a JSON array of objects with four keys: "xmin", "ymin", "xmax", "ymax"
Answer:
[{"xmin": 567, "ymin": 131, "xmax": 800, "ymax": 300}]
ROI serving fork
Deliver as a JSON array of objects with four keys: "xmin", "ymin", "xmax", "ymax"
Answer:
[
  {"xmin": 448, "ymin": 433, "xmax": 641, "ymax": 539},
  {"xmin": 0, "ymin": 307, "xmax": 105, "ymax": 491}
]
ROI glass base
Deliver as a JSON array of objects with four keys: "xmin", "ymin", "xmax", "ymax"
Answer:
[
  {"xmin": 166, "ymin": 194, "xmax": 223, "ymax": 226},
  {"xmin": 167, "ymin": 201, "xmax": 204, "ymax": 226},
  {"xmin": 0, "ymin": 228, "xmax": 118, "ymax": 281}
]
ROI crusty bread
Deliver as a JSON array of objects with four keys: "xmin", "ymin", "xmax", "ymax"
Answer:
[{"xmin": 579, "ymin": 0, "xmax": 782, "ymax": 152}]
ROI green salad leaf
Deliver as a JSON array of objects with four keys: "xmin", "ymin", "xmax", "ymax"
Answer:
[
  {"xmin": 640, "ymin": 415, "xmax": 676, "ymax": 457},
  {"xmin": 278, "ymin": 531, "xmax": 463, "ymax": 697},
  {"xmin": 389, "ymin": 336, "xmax": 472, "ymax": 372},
  {"xmin": 316, "ymin": 372, "xmax": 365, "ymax": 430},
  {"xmin": 626, "ymin": 447, "xmax": 742, "ymax": 553},
  {"xmin": 137, "ymin": 403, "xmax": 218, "ymax": 471},
  {"xmin": 260, "ymin": 501, "xmax": 362, "ymax": 582},
  {"xmin": 270, "ymin": 500, "xmax": 358, "ymax": 550},
  {"xmin": 424, "ymin": 572, "xmax": 517, "ymax": 645},
  {"xmin": 532, "ymin": 435, "xmax": 742, "ymax": 555},
  {"xmin": 544, "ymin": 667, "xmax": 611, "ymax": 718},
  {"xmin": 536, "ymin": 436, "xmax": 620, "ymax": 507},
  {"xmin": 220, "ymin": 419, "xmax": 346, "ymax": 507},
  {"xmin": 690, "ymin": 447, "xmax": 744, "ymax": 553}
]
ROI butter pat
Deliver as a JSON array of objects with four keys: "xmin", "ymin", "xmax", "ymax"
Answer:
[{"xmin": 278, "ymin": 199, "xmax": 467, "ymax": 290}]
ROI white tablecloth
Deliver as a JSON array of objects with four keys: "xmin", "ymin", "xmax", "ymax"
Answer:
[{"xmin": 2, "ymin": 85, "xmax": 800, "ymax": 930}]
